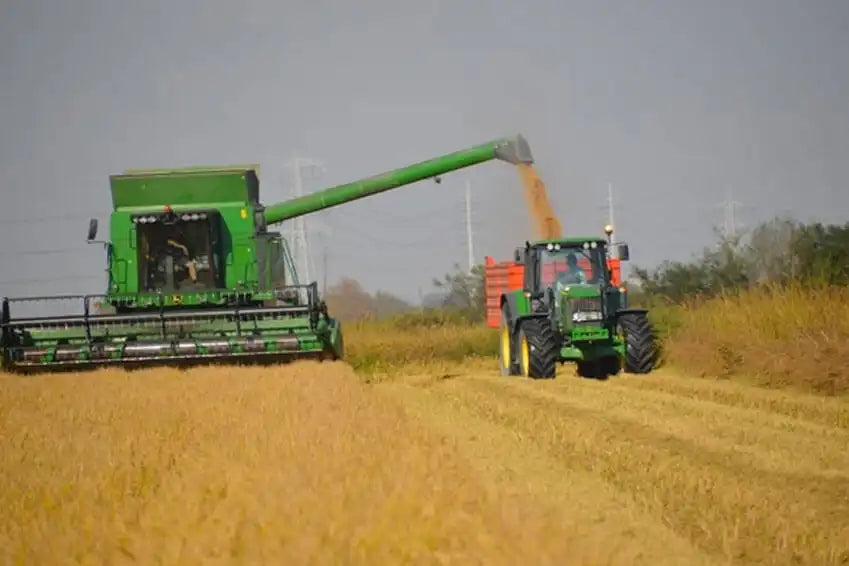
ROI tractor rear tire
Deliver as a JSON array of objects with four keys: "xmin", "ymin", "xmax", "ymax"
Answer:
[
  {"xmin": 499, "ymin": 308, "xmax": 518, "ymax": 376},
  {"xmin": 618, "ymin": 311, "xmax": 656, "ymax": 374},
  {"xmin": 517, "ymin": 318, "xmax": 558, "ymax": 379}
]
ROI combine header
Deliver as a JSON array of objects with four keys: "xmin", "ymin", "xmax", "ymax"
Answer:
[{"xmin": 1, "ymin": 135, "xmax": 533, "ymax": 372}]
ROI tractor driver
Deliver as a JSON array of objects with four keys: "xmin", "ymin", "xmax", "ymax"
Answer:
[{"xmin": 555, "ymin": 252, "xmax": 588, "ymax": 289}]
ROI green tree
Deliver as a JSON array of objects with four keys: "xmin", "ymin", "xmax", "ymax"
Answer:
[
  {"xmin": 632, "ymin": 231, "xmax": 750, "ymax": 302},
  {"xmin": 789, "ymin": 222, "xmax": 849, "ymax": 285},
  {"xmin": 742, "ymin": 216, "xmax": 798, "ymax": 284},
  {"xmin": 325, "ymin": 277, "xmax": 414, "ymax": 321},
  {"xmin": 632, "ymin": 217, "xmax": 849, "ymax": 303},
  {"xmin": 431, "ymin": 263, "xmax": 485, "ymax": 321}
]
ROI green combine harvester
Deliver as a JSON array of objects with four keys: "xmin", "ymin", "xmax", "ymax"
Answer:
[{"xmin": 1, "ymin": 135, "xmax": 533, "ymax": 372}]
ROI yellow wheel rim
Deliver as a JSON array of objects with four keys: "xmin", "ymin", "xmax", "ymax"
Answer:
[
  {"xmin": 501, "ymin": 326, "xmax": 510, "ymax": 368},
  {"xmin": 520, "ymin": 335, "xmax": 530, "ymax": 376}
]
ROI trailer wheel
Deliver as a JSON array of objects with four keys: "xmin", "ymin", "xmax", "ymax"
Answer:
[
  {"xmin": 618, "ymin": 311, "xmax": 656, "ymax": 374},
  {"xmin": 499, "ymin": 307, "xmax": 518, "ymax": 376},
  {"xmin": 517, "ymin": 318, "xmax": 557, "ymax": 379}
]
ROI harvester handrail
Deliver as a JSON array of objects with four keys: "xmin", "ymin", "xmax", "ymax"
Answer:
[
  {"xmin": 1, "ymin": 282, "xmax": 323, "ymax": 343},
  {"xmin": 4, "ymin": 305, "xmax": 314, "ymax": 326},
  {"xmin": 1, "ymin": 282, "xmax": 320, "ymax": 306}
]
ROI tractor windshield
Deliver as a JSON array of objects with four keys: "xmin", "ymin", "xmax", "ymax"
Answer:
[
  {"xmin": 538, "ymin": 243, "xmax": 608, "ymax": 290},
  {"xmin": 137, "ymin": 214, "xmax": 222, "ymax": 293}
]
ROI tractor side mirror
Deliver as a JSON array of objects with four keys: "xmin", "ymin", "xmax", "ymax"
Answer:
[
  {"xmin": 610, "ymin": 243, "xmax": 630, "ymax": 261},
  {"xmin": 87, "ymin": 218, "xmax": 98, "ymax": 242},
  {"xmin": 513, "ymin": 247, "xmax": 524, "ymax": 264}
]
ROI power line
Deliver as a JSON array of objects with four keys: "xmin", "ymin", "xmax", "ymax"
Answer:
[
  {"xmin": 0, "ymin": 274, "xmax": 103, "ymax": 286},
  {"xmin": 324, "ymin": 214, "xmax": 439, "ymax": 249},
  {"xmin": 0, "ymin": 247, "xmax": 100, "ymax": 257},
  {"xmin": 0, "ymin": 212, "xmax": 108, "ymax": 225}
]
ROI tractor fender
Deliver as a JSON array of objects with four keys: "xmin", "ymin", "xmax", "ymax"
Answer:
[
  {"xmin": 500, "ymin": 294, "xmax": 514, "ymax": 320},
  {"xmin": 512, "ymin": 313, "xmax": 549, "ymax": 334},
  {"xmin": 615, "ymin": 308, "xmax": 649, "ymax": 317},
  {"xmin": 502, "ymin": 292, "xmax": 551, "ymax": 334}
]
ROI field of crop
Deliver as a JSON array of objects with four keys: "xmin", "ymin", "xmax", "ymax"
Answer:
[
  {"xmin": 654, "ymin": 284, "xmax": 849, "ymax": 395},
  {"xmin": 2, "ymin": 288, "xmax": 849, "ymax": 564}
]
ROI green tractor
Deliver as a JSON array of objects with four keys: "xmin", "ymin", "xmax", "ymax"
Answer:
[{"xmin": 498, "ymin": 227, "xmax": 656, "ymax": 379}]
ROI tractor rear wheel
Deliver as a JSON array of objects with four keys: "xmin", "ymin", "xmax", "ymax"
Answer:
[
  {"xmin": 517, "ymin": 318, "xmax": 558, "ymax": 379},
  {"xmin": 618, "ymin": 311, "xmax": 656, "ymax": 374},
  {"xmin": 499, "ymin": 308, "xmax": 517, "ymax": 376}
]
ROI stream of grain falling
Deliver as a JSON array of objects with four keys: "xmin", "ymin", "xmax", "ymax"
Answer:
[{"xmin": 516, "ymin": 163, "xmax": 562, "ymax": 240}]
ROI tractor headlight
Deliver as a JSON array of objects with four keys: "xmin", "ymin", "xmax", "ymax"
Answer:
[{"xmin": 572, "ymin": 310, "xmax": 603, "ymax": 323}]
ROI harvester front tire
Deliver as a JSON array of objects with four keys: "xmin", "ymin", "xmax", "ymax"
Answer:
[
  {"xmin": 499, "ymin": 308, "xmax": 518, "ymax": 376},
  {"xmin": 618, "ymin": 311, "xmax": 656, "ymax": 374},
  {"xmin": 517, "ymin": 318, "xmax": 557, "ymax": 379}
]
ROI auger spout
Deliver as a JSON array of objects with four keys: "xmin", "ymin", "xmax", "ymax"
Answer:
[{"xmin": 263, "ymin": 134, "xmax": 533, "ymax": 225}]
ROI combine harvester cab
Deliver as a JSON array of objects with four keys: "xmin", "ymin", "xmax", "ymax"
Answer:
[{"xmin": 2, "ymin": 135, "xmax": 534, "ymax": 373}]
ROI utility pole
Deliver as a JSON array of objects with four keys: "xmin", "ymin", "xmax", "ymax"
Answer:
[
  {"xmin": 719, "ymin": 189, "xmax": 743, "ymax": 240},
  {"xmin": 465, "ymin": 179, "xmax": 474, "ymax": 271},
  {"xmin": 284, "ymin": 157, "xmax": 324, "ymax": 285},
  {"xmin": 292, "ymin": 158, "xmax": 310, "ymax": 285},
  {"xmin": 322, "ymin": 245, "xmax": 328, "ymax": 296}
]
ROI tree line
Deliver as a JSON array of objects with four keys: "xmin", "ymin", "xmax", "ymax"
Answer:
[
  {"xmin": 324, "ymin": 263, "xmax": 486, "ymax": 323},
  {"xmin": 631, "ymin": 217, "xmax": 849, "ymax": 303},
  {"xmin": 326, "ymin": 215, "xmax": 849, "ymax": 320}
]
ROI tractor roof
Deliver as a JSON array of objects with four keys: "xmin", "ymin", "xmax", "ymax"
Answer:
[{"xmin": 531, "ymin": 237, "xmax": 606, "ymax": 246}]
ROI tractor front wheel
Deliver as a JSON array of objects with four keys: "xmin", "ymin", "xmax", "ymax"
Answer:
[
  {"xmin": 499, "ymin": 308, "xmax": 517, "ymax": 376},
  {"xmin": 618, "ymin": 311, "xmax": 656, "ymax": 374},
  {"xmin": 517, "ymin": 318, "xmax": 558, "ymax": 379}
]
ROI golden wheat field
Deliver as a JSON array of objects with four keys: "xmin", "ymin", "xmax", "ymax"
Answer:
[
  {"xmin": 660, "ymin": 284, "xmax": 849, "ymax": 395},
  {"xmin": 3, "ymin": 301, "xmax": 849, "ymax": 565}
]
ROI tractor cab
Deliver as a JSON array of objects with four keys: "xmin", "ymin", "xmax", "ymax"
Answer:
[
  {"xmin": 518, "ymin": 239, "xmax": 611, "ymax": 293},
  {"xmin": 515, "ymin": 231, "xmax": 629, "ymax": 303}
]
